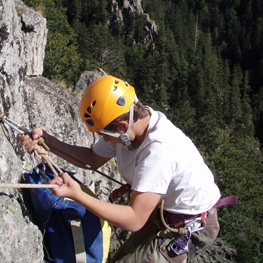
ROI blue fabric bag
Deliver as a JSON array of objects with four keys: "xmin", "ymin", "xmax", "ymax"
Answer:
[{"xmin": 25, "ymin": 164, "xmax": 111, "ymax": 263}]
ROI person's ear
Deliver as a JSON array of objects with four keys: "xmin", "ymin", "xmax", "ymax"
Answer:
[{"xmin": 118, "ymin": 120, "xmax": 129, "ymax": 131}]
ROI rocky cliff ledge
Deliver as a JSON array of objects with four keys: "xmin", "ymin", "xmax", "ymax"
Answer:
[{"xmin": 0, "ymin": 1, "xmax": 121, "ymax": 261}]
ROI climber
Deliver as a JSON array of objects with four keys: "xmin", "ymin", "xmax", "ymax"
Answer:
[{"xmin": 20, "ymin": 75, "xmax": 222, "ymax": 263}]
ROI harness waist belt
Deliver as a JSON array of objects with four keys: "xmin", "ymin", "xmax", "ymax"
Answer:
[
  {"xmin": 165, "ymin": 212, "xmax": 202, "ymax": 228},
  {"xmin": 165, "ymin": 196, "xmax": 237, "ymax": 228}
]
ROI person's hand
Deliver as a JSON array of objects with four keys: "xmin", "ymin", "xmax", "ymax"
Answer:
[
  {"xmin": 49, "ymin": 172, "xmax": 81, "ymax": 200},
  {"xmin": 19, "ymin": 127, "xmax": 43, "ymax": 153}
]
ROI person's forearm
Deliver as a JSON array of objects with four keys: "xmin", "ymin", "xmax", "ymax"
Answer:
[
  {"xmin": 42, "ymin": 130, "xmax": 94, "ymax": 169},
  {"xmin": 74, "ymin": 190, "xmax": 142, "ymax": 232}
]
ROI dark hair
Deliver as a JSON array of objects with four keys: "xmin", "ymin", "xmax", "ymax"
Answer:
[{"xmin": 104, "ymin": 100, "xmax": 148, "ymax": 132}]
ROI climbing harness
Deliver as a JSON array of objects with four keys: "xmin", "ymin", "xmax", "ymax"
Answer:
[
  {"xmin": 159, "ymin": 196, "xmax": 237, "ymax": 256},
  {"xmin": 160, "ymin": 196, "xmax": 237, "ymax": 256},
  {"xmin": 160, "ymin": 196, "xmax": 237, "ymax": 234},
  {"xmin": 160, "ymin": 200, "xmax": 195, "ymax": 235}
]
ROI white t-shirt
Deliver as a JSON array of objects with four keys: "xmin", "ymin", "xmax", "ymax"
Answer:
[{"xmin": 93, "ymin": 107, "xmax": 221, "ymax": 215}]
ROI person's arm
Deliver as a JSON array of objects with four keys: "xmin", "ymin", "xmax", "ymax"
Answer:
[
  {"xmin": 50, "ymin": 173, "xmax": 161, "ymax": 232},
  {"xmin": 20, "ymin": 127, "xmax": 110, "ymax": 169}
]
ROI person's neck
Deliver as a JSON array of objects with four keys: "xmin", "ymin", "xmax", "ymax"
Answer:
[{"xmin": 131, "ymin": 111, "xmax": 151, "ymax": 148}]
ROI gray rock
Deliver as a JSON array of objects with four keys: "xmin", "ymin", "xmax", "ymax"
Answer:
[
  {"xmin": 0, "ymin": 0, "xmax": 121, "ymax": 261},
  {"xmin": 75, "ymin": 68, "xmax": 107, "ymax": 98},
  {"xmin": 20, "ymin": 2, "xmax": 48, "ymax": 76},
  {"xmin": 0, "ymin": 120, "xmax": 44, "ymax": 262}
]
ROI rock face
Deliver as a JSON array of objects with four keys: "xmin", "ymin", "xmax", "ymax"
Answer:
[
  {"xmin": 75, "ymin": 68, "xmax": 107, "ymax": 99},
  {"xmin": 0, "ymin": 1, "xmax": 47, "ymax": 261},
  {"xmin": 0, "ymin": 1, "xmax": 121, "ymax": 261},
  {"xmin": 110, "ymin": 0, "xmax": 158, "ymax": 46}
]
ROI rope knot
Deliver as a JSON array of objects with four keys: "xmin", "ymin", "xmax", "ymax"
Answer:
[
  {"xmin": 32, "ymin": 142, "xmax": 62, "ymax": 177},
  {"xmin": 33, "ymin": 143, "xmax": 48, "ymax": 159},
  {"xmin": 37, "ymin": 137, "xmax": 50, "ymax": 151}
]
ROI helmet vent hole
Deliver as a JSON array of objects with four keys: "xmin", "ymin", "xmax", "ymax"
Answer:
[
  {"xmin": 84, "ymin": 113, "xmax": 90, "ymax": 118},
  {"xmin": 92, "ymin": 100, "xmax": 96, "ymax": 106},
  {"xmin": 113, "ymin": 86, "xmax": 117, "ymax": 91},
  {"xmin": 86, "ymin": 119, "xmax": 94, "ymax": 126},
  {"xmin": 117, "ymin": 96, "xmax": 125, "ymax": 106},
  {"xmin": 87, "ymin": 106, "xmax": 91, "ymax": 113},
  {"xmin": 115, "ymin": 80, "xmax": 119, "ymax": 84}
]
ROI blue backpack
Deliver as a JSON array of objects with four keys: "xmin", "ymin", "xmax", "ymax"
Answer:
[{"xmin": 25, "ymin": 164, "xmax": 111, "ymax": 263}]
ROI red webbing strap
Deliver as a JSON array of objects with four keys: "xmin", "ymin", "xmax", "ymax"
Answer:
[{"xmin": 109, "ymin": 184, "xmax": 131, "ymax": 203}]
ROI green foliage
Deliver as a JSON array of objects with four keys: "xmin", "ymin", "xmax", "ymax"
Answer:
[
  {"xmin": 44, "ymin": 32, "xmax": 82, "ymax": 84},
  {"xmin": 211, "ymin": 136, "xmax": 263, "ymax": 262},
  {"xmin": 42, "ymin": 0, "xmax": 82, "ymax": 84},
  {"xmin": 64, "ymin": 0, "xmax": 110, "ymax": 26},
  {"xmin": 23, "ymin": 0, "xmax": 43, "ymax": 9},
  {"xmin": 124, "ymin": 12, "xmax": 148, "ymax": 45}
]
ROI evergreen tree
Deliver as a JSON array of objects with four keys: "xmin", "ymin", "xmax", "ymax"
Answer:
[
  {"xmin": 212, "ymin": 137, "xmax": 263, "ymax": 263},
  {"xmin": 240, "ymin": 71, "xmax": 254, "ymax": 137},
  {"xmin": 44, "ymin": 31, "xmax": 82, "ymax": 84},
  {"xmin": 252, "ymin": 87, "xmax": 263, "ymax": 141},
  {"xmin": 42, "ymin": 0, "xmax": 82, "ymax": 85},
  {"xmin": 23, "ymin": 0, "xmax": 43, "ymax": 9},
  {"xmin": 125, "ymin": 44, "xmax": 156, "ymax": 103},
  {"xmin": 228, "ymin": 64, "xmax": 243, "ymax": 125}
]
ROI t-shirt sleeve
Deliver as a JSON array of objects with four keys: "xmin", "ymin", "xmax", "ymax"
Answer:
[
  {"xmin": 132, "ymin": 141, "xmax": 176, "ymax": 194},
  {"xmin": 92, "ymin": 137, "xmax": 117, "ymax": 158}
]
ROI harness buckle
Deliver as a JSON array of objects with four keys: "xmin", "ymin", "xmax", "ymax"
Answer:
[{"xmin": 168, "ymin": 215, "xmax": 206, "ymax": 256}]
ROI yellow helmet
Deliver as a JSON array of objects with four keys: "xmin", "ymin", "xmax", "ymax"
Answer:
[{"xmin": 79, "ymin": 75, "xmax": 136, "ymax": 132}]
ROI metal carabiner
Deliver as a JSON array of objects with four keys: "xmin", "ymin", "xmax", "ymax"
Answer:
[
  {"xmin": 0, "ymin": 109, "xmax": 37, "ymax": 164},
  {"xmin": 0, "ymin": 114, "xmax": 32, "ymax": 135},
  {"xmin": 184, "ymin": 216, "xmax": 206, "ymax": 234}
]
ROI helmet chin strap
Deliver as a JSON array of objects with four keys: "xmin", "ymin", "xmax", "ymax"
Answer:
[
  {"xmin": 119, "ymin": 103, "xmax": 134, "ymax": 151},
  {"xmin": 100, "ymin": 95, "xmax": 138, "ymax": 151}
]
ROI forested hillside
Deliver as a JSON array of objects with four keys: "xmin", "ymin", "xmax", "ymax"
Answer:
[{"xmin": 24, "ymin": 0, "xmax": 263, "ymax": 262}]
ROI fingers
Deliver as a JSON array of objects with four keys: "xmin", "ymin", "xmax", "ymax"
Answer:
[
  {"xmin": 48, "ymin": 175, "xmax": 65, "ymax": 197},
  {"xmin": 49, "ymin": 173, "xmax": 80, "ymax": 199},
  {"xmin": 32, "ymin": 127, "xmax": 43, "ymax": 139},
  {"xmin": 59, "ymin": 172, "xmax": 72, "ymax": 182},
  {"xmin": 20, "ymin": 134, "xmax": 38, "ymax": 153},
  {"xmin": 49, "ymin": 175, "xmax": 64, "ymax": 187},
  {"xmin": 19, "ymin": 127, "xmax": 43, "ymax": 153}
]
